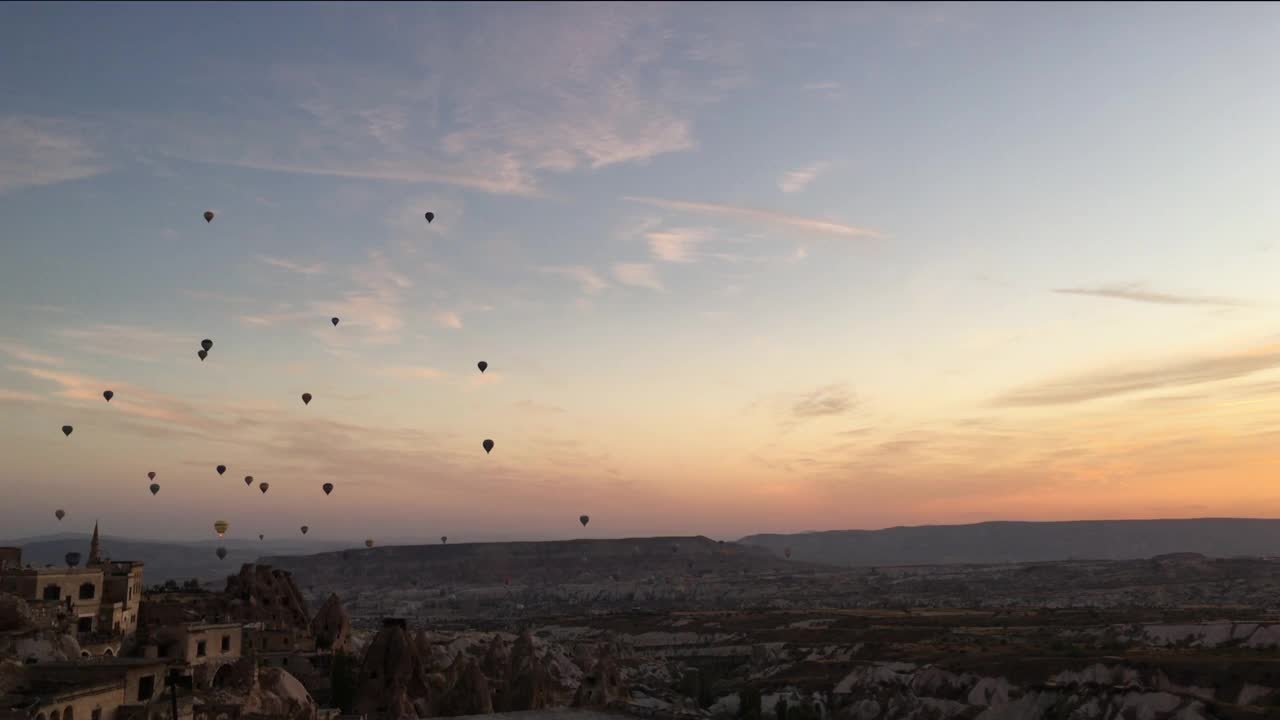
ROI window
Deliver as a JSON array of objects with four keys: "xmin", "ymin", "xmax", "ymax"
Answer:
[
  {"xmin": 221, "ymin": 635, "xmax": 231, "ymax": 652},
  {"xmin": 197, "ymin": 640, "xmax": 207, "ymax": 657},
  {"xmin": 77, "ymin": 617, "xmax": 93, "ymax": 633},
  {"xmin": 43, "ymin": 585, "xmax": 61, "ymax": 600},
  {"xmin": 137, "ymin": 674, "xmax": 155, "ymax": 702},
  {"xmin": 79, "ymin": 583, "xmax": 96, "ymax": 600}
]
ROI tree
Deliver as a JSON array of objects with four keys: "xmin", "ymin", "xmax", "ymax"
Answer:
[{"xmin": 330, "ymin": 650, "xmax": 359, "ymax": 713}]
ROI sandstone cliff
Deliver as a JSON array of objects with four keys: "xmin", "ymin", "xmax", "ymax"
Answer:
[{"xmin": 224, "ymin": 564, "xmax": 312, "ymax": 629}]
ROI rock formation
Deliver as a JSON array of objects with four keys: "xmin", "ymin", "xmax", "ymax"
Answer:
[
  {"xmin": 243, "ymin": 667, "xmax": 319, "ymax": 720},
  {"xmin": 224, "ymin": 564, "xmax": 311, "ymax": 629},
  {"xmin": 0, "ymin": 593, "xmax": 34, "ymax": 632},
  {"xmin": 500, "ymin": 630, "xmax": 551, "ymax": 711},
  {"xmin": 353, "ymin": 620, "xmax": 432, "ymax": 718},
  {"xmin": 311, "ymin": 593, "xmax": 352, "ymax": 652},
  {"xmin": 434, "ymin": 654, "xmax": 493, "ymax": 716}
]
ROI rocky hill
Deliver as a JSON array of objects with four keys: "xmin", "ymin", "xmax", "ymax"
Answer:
[{"xmin": 740, "ymin": 518, "xmax": 1280, "ymax": 566}]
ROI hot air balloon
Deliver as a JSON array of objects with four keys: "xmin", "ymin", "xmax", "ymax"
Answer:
[
  {"xmin": 483, "ymin": 439, "xmax": 494, "ymax": 454},
  {"xmin": 365, "ymin": 538, "xmax": 374, "ymax": 548},
  {"xmin": 103, "ymin": 390, "xmax": 113, "ymax": 402},
  {"xmin": 441, "ymin": 536, "xmax": 448, "ymax": 545},
  {"xmin": 300, "ymin": 526, "xmax": 309, "ymax": 535},
  {"xmin": 214, "ymin": 520, "xmax": 228, "ymax": 538},
  {"xmin": 216, "ymin": 547, "xmax": 227, "ymax": 560},
  {"xmin": 477, "ymin": 361, "xmax": 487, "ymax": 373},
  {"xmin": 149, "ymin": 483, "xmax": 160, "ymax": 495},
  {"xmin": 198, "ymin": 349, "xmax": 207, "ymax": 361},
  {"xmin": 322, "ymin": 483, "xmax": 333, "ymax": 496},
  {"xmin": 65, "ymin": 552, "xmax": 81, "ymax": 567},
  {"xmin": 147, "ymin": 472, "xmax": 156, "ymax": 480},
  {"xmin": 258, "ymin": 482, "xmax": 269, "ymax": 494},
  {"xmin": 244, "ymin": 475, "xmax": 253, "ymax": 487},
  {"xmin": 55, "ymin": 509, "xmax": 65, "ymax": 521},
  {"xmin": 503, "ymin": 576, "xmax": 511, "ymax": 586},
  {"xmin": 203, "ymin": 211, "xmax": 214, "ymax": 223},
  {"xmin": 216, "ymin": 465, "xmax": 226, "ymax": 475},
  {"xmin": 301, "ymin": 393, "xmax": 311, "ymax": 406},
  {"xmin": 201, "ymin": 339, "xmax": 213, "ymax": 352},
  {"xmin": 580, "ymin": 515, "xmax": 590, "ymax": 527},
  {"xmin": 424, "ymin": 212, "xmax": 435, "ymax": 223},
  {"xmin": 784, "ymin": 547, "xmax": 792, "ymax": 559},
  {"xmin": 258, "ymin": 534, "xmax": 264, "ymax": 541},
  {"xmin": 331, "ymin": 317, "xmax": 339, "ymax": 327},
  {"xmin": 61, "ymin": 425, "xmax": 73, "ymax": 437}
]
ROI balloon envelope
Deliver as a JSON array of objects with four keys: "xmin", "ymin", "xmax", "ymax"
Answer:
[
  {"xmin": 65, "ymin": 552, "xmax": 81, "ymax": 567},
  {"xmin": 149, "ymin": 483, "xmax": 160, "ymax": 495},
  {"xmin": 424, "ymin": 212, "xmax": 434, "ymax": 223},
  {"xmin": 216, "ymin": 465, "xmax": 226, "ymax": 475},
  {"xmin": 300, "ymin": 526, "xmax": 309, "ymax": 535},
  {"xmin": 483, "ymin": 439, "xmax": 494, "ymax": 454},
  {"xmin": 441, "ymin": 536, "xmax": 448, "ymax": 544},
  {"xmin": 322, "ymin": 483, "xmax": 333, "ymax": 496},
  {"xmin": 258, "ymin": 482, "xmax": 269, "ymax": 494},
  {"xmin": 244, "ymin": 476, "xmax": 253, "ymax": 486},
  {"xmin": 214, "ymin": 520, "xmax": 228, "ymax": 537},
  {"xmin": 201, "ymin": 339, "xmax": 213, "ymax": 351},
  {"xmin": 55, "ymin": 509, "xmax": 65, "ymax": 521},
  {"xmin": 103, "ymin": 390, "xmax": 113, "ymax": 402},
  {"xmin": 580, "ymin": 515, "xmax": 590, "ymax": 527},
  {"xmin": 198, "ymin": 349, "xmax": 207, "ymax": 361},
  {"xmin": 258, "ymin": 534, "xmax": 264, "ymax": 540},
  {"xmin": 147, "ymin": 472, "xmax": 155, "ymax": 480},
  {"xmin": 203, "ymin": 211, "xmax": 214, "ymax": 223},
  {"xmin": 61, "ymin": 425, "xmax": 73, "ymax": 437},
  {"xmin": 331, "ymin": 317, "xmax": 339, "ymax": 326},
  {"xmin": 477, "ymin": 361, "xmax": 487, "ymax": 373},
  {"xmin": 216, "ymin": 547, "xmax": 227, "ymax": 559},
  {"xmin": 365, "ymin": 538, "xmax": 374, "ymax": 548},
  {"xmin": 301, "ymin": 393, "xmax": 311, "ymax": 405}
]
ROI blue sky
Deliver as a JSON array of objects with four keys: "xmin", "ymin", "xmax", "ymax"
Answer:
[{"xmin": 2, "ymin": 2, "xmax": 1279, "ymax": 543}]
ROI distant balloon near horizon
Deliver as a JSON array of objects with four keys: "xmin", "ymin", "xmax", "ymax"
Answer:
[
  {"xmin": 322, "ymin": 483, "xmax": 333, "ymax": 496},
  {"xmin": 203, "ymin": 211, "xmax": 214, "ymax": 223},
  {"xmin": 65, "ymin": 552, "xmax": 80, "ymax": 567},
  {"xmin": 61, "ymin": 425, "xmax": 72, "ymax": 437},
  {"xmin": 441, "ymin": 536, "xmax": 447, "ymax": 545},
  {"xmin": 216, "ymin": 547, "xmax": 226, "ymax": 560},
  {"xmin": 258, "ymin": 482, "xmax": 269, "ymax": 494},
  {"xmin": 147, "ymin": 471, "xmax": 155, "ymax": 480},
  {"xmin": 483, "ymin": 439, "xmax": 494, "ymax": 454},
  {"xmin": 214, "ymin": 520, "xmax": 228, "ymax": 537},
  {"xmin": 424, "ymin": 211, "xmax": 434, "ymax": 223},
  {"xmin": 300, "ymin": 526, "xmax": 308, "ymax": 535},
  {"xmin": 258, "ymin": 534, "xmax": 264, "ymax": 541},
  {"xmin": 301, "ymin": 393, "xmax": 311, "ymax": 405},
  {"xmin": 102, "ymin": 390, "xmax": 113, "ymax": 402},
  {"xmin": 331, "ymin": 317, "xmax": 339, "ymax": 327},
  {"xmin": 201, "ymin": 339, "xmax": 213, "ymax": 352},
  {"xmin": 365, "ymin": 538, "xmax": 374, "ymax": 548},
  {"xmin": 579, "ymin": 515, "xmax": 590, "ymax": 527},
  {"xmin": 216, "ymin": 465, "xmax": 226, "ymax": 476},
  {"xmin": 784, "ymin": 547, "xmax": 792, "ymax": 559},
  {"xmin": 477, "ymin": 361, "xmax": 487, "ymax": 373},
  {"xmin": 149, "ymin": 483, "xmax": 159, "ymax": 496},
  {"xmin": 197, "ymin": 349, "xmax": 207, "ymax": 361},
  {"xmin": 55, "ymin": 509, "xmax": 65, "ymax": 521}
]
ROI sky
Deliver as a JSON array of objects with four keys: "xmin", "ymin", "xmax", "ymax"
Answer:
[{"xmin": 2, "ymin": 2, "xmax": 1279, "ymax": 544}]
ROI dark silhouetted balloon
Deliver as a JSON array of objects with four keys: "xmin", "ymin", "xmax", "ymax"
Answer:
[
  {"xmin": 580, "ymin": 515, "xmax": 590, "ymax": 527},
  {"xmin": 62, "ymin": 425, "xmax": 73, "ymax": 437},
  {"xmin": 365, "ymin": 538, "xmax": 374, "ymax": 548},
  {"xmin": 103, "ymin": 390, "xmax": 113, "ymax": 402},
  {"xmin": 477, "ymin": 361, "xmax": 487, "ymax": 373},
  {"xmin": 214, "ymin": 520, "xmax": 228, "ymax": 537},
  {"xmin": 301, "ymin": 393, "xmax": 311, "ymax": 405},
  {"xmin": 258, "ymin": 534, "xmax": 264, "ymax": 541},
  {"xmin": 243, "ymin": 476, "xmax": 253, "ymax": 486},
  {"xmin": 424, "ymin": 212, "xmax": 435, "ymax": 223},
  {"xmin": 483, "ymin": 439, "xmax": 494, "ymax": 454},
  {"xmin": 147, "ymin": 471, "xmax": 156, "ymax": 480},
  {"xmin": 258, "ymin": 482, "xmax": 269, "ymax": 494},
  {"xmin": 300, "ymin": 525, "xmax": 309, "ymax": 535},
  {"xmin": 216, "ymin": 465, "xmax": 226, "ymax": 475},
  {"xmin": 198, "ymin": 349, "xmax": 207, "ymax": 361},
  {"xmin": 201, "ymin": 339, "xmax": 213, "ymax": 352},
  {"xmin": 149, "ymin": 483, "xmax": 160, "ymax": 496},
  {"xmin": 784, "ymin": 547, "xmax": 792, "ymax": 559},
  {"xmin": 55, "ymin": 509, "xmax": 65, "ymax": 521},
  {"xmin": 65, "ymin": 552, "xmax": 81, "ymax": 567},
  {"xmin": 216, "ymin": 547, "xmax": 227, "ymax": 560},
  {"xmin": 322, "ymin": 483, "xmax": 333, "ymax": 496},
  {"xmin": 331, "ymin": 317, "xmax": 339, "ymax": 327},
  {"xmin": 441, "ymin": 536, "xmax": 448, "ymax": 545},
  {"xmin": 204, "ymin": 211, "xmax": 214, "ymax": 223}
]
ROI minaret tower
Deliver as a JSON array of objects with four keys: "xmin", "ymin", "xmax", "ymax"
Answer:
[{"xmin": 88, "ymin": 521, "xmax": 102, "ymax": 565}]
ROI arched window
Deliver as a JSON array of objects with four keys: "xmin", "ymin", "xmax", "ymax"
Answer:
[
  {"xmin": 49, "ymin": 709, "xmax": 60, "ymax": 720},
  {"xmin": 43, "ymin": 585, "xmax": 61, "ymax": 601},
  {"xmin": 64, "ymin": 706, "xmax": 74, "ymax": 720},
  {"xmin": 79, "ymin": 583, "xmax": 96, "ymax": 600}
]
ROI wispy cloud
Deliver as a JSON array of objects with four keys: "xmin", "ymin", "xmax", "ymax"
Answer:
[
  {"xmin": 623, "ymin": 196, "xmax": 879, "ymax": 238},
  {"xmin": 257, "ymin": 255, "xmax": 328, "ymax": 275},
  {"xmin": 434, "ymin": 311, "xmax": 463, "ymax": 329},
  {"xmin": 994, "ymin": 343, "xmax": 1280, "ymax": 407},
  {"xmin": 539, "ymin": 266, "xmax": 609, "ymax": 295},
  {"xmin": 0, "ymin": 115, "xmax": 106, "ymax": 194},
  {"xmin": 1052, "ymin": 284, "xmax": 1250, "ymax": 308},
  {"xmin": 54, "ymin": 324, "xmax": 192, "ymax": 363},
  {"xmin": 513, "ymin": 399, "xmax": 567, "ymax": 414},
  {"xmin": 791, "ymin": 384, "xmax": 856, "ymax": 418},
  {"xmin": 612, "ymin": 263, "xmax": 664, "ymax": 291},
  {"xmin": 0, "ymin": 339, "xmax": 64, "ymax": 366},
  {"xmin": 379, "ymin": 366, "xmax": 446, "ymax": 380},
  {"xmin": 646, "ymin": 228, "xmax": 710, "ymax": 263},
  {"xmin": 778, "ymin": 162, "xmax": 828, "ymax": 194}
]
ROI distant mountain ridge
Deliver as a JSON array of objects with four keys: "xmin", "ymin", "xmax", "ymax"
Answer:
[{"xmin": 739, "ymin": 518, "xmax": 1280, "ymax": 566}]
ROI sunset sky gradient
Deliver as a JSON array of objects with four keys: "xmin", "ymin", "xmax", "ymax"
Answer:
[{"xmin": 2, "ymin": 2, "xmax": 1279, "ymax": 543}]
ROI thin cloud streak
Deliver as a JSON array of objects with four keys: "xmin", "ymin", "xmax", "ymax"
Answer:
[
  {"xmin": 1053, "ymin": 284, "xmax": 1251, "ymax": 308},
  {"xmin": 778, "ymin": 162, "xmax": 828, "ymax": 194},
  {"xmin": 612, "ymin": 263, "xmax": 664, "ymax": 291},
  {"xmin": 539, "ymin": 266, "xmax": 609, "ymax": 295},
  {"xmin": 257, "ymin": 255, "xmax": 329, "ymax": 275},
  {"xmin": 0, "ymin": 114, "xmax": 106, "ymax": 194},
  {"xmin": 623, "ymin": 196, "xmax": 880, "ymax": 238}
]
